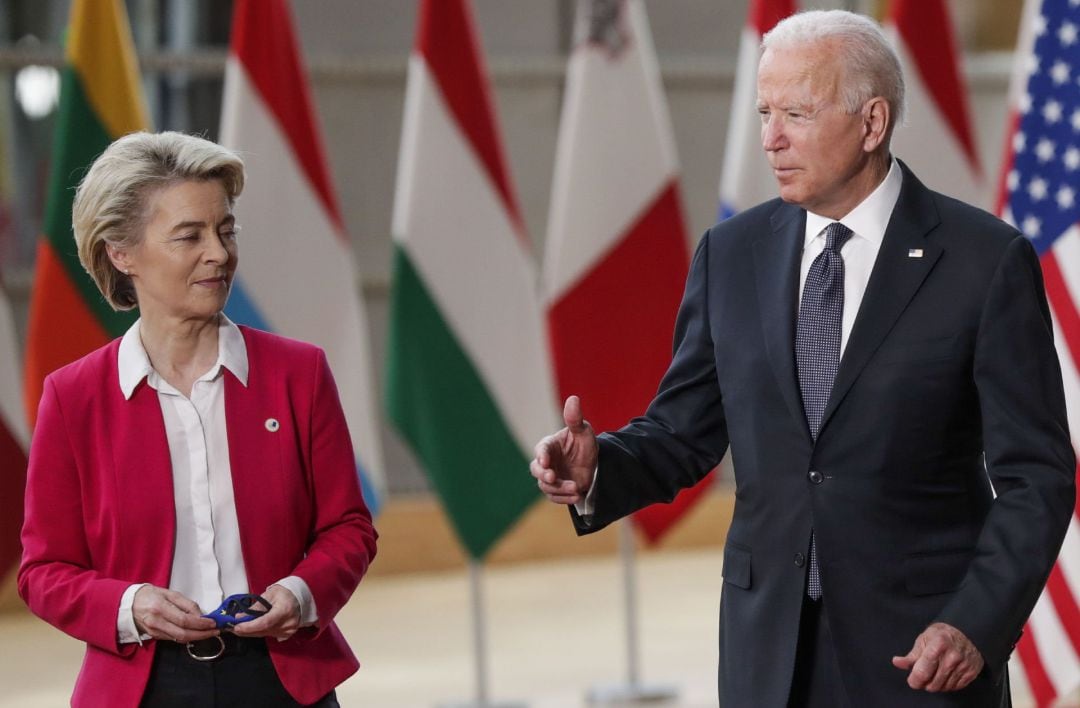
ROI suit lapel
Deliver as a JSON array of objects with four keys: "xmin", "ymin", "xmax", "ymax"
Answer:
[
  {"xmin": 819, "ymin": 163, "xmax": 943, "ymax": 433},
  {"xmin": 755, "ymin": 202, "xmax": 810, "ymax": 437}
]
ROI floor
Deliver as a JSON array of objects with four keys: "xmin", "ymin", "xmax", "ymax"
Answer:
[{"xmin": 0, "ymin": 548, "xmax": 1049, "ymax": 707}]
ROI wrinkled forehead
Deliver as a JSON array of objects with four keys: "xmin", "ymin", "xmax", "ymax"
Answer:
[{"xmin": 756, "ymin": 40, "xmax": 844, "ymax": 105}]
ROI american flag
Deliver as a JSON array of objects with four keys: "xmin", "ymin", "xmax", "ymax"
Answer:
[{"xmin": 999, "ymin": 0, "xmax": 1080, "ymax": 704}]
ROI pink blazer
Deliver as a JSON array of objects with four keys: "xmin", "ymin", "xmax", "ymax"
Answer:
[{"xmin": 19, "ymin": 326, "xmax": 378, "ymax": 707}]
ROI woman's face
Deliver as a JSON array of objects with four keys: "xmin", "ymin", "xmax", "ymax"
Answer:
[{"xmin": 118, "ymin": 179, "xmax": 238, "ymax": 324}]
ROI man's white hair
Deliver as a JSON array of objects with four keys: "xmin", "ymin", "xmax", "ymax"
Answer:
[{"xmin": 761, "ymin": 10, "xmax": 906, "ymax": 128}]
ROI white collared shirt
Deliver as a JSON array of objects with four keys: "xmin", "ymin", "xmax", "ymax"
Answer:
[
  {"xmin": 116, "ymin": 316, "xmax": 315, "ymax": 643},
  {"xmin": 800, "ymin": 158, "xmax": 903, "ymax": 355}
]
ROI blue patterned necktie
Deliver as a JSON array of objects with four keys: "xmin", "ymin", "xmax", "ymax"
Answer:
[{"xmin": 796, "ymin": 221, "xmax": 852, "ymax": 600}]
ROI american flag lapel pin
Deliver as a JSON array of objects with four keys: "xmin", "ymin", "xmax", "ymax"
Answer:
[{"xmin": 908, "ymin": 248, "xmax": 924, "ymax": 258}]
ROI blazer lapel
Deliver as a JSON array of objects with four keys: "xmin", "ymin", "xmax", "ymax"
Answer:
[
  {"xmin": 755, "ymin": 202, "xmax": 810, "ymax": 437},
  {"xmin": 223, "ymin": 361, "xmax": 282, "ymax": 592},
  {"xmin": 113, "ymin": 381, "xmax": 176, "ymax": 582},
  {"xmin": 819, "ymin": 163, "xmax": 943, "ymax": 433}
]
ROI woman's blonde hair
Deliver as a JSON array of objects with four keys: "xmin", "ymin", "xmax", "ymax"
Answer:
[{"xmin": 72, "ymin": 131, "xmax": 245, "ymax": 310}]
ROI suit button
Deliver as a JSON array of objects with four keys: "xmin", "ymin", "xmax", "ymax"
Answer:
[
  {"xmin": 808, "ymin": 469, "xmax": 824, "ymax": 484},
  {"xmin": 794, "ymin": 552, "xmax": 805, "ymax": 567}
]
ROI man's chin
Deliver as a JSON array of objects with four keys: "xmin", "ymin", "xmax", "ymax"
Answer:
[{"xmin": 776, "ymin": 187, "xmax": 806, "ymax": 207}]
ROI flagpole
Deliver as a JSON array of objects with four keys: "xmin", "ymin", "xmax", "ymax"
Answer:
[
  {"xmin": 440, "ymin": 560, "xmax": 526, "ymax": 708},
  {"xmin": 620, "ymin": 521, "xmax": 641, "ymax": 687},
  {"xmin": 470, "ymin": 560, "xmax": 489, "ymax": 705},
  {"xmin": 586, "ymin": 521, "xmax": 677, "ymax": 705}
]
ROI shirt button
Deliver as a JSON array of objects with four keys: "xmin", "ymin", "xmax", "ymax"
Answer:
[
  {"xmin": 794, "ymin": 552, "xmax": 805, "ymax": 567},
  {"xmin": 808, "ymin": 469, "xmax": 824, "ymax": 484}
]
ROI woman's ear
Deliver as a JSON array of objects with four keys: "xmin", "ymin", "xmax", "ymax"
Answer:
[
  {"xmin": 105, "ymin": 243, "xmax": 132, "ymax": 275},
  {"xmin": 105, "ymin": 243, "xmax": 135, "ymax": 276}
]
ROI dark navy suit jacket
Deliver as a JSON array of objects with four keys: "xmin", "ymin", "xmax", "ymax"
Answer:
[{"xmin": 574, "ymin": 162, "xmax": 1075, "ymax": 706}]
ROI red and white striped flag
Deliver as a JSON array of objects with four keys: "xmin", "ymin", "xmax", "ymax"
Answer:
[
  {"xmin": 543, "ymin": 0, "xmax": 707, "ymax": 544},
  {"xmin": 997, "ymin": 0, "xmax": 1080, "ymax": 704},
  {"xmin": 0, "ymin": 283, "xmax": 28, "ymax": 587},
  {"xmin": 885, "ymin": 0, "xmax": 984, "ymax": 208},
  {"xmin": 717, "ymin": 0, "xmax": 795, "ymax": 219}
]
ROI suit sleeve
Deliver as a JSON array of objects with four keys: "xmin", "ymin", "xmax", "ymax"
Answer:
[
  {"xmin": 290, "ymin": 350, "xmax": 378, "ymax": 632},
  {"xmin": 17, "ymin": 377, "xmax": 136, "ymax": 656},
  {"xmin": 575, "ymin": 233, "xmax": 729, "ymax": 534},
  {"xmin": 936, "ymin": 235, "xmax": 1076, "ymax": 670}
]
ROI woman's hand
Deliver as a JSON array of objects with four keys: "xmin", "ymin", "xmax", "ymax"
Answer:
[
  {"xmin": 230, "ymin": 584, "xmax": 301, "ymax": 641},
  {"xmin": 133, "ymin": 585, "xmax": 218, "ymax": 643}
]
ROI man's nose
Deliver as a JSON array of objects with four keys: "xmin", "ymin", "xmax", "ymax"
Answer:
[{"xmin": 761, "ymin": 115, "xmax": 786, "ymax": 151}]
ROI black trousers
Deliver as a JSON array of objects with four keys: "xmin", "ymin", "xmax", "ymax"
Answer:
[
  {"xmin": 140, "ymin": 635, "xmax": 340, "ymax": 708},
  {"xmin": 787, "ymin": 597, "xmax": 850, "ymax": 708}
]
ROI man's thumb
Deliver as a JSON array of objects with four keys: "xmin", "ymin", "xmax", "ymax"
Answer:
[{"xmin": 563, "ymin": 395, "xmax": 586, "ymax": 432}]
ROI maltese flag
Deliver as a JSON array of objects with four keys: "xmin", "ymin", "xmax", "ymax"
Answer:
[{"xmin": 544, "ymin": 0, "xmax": 710, "ymax": 544}]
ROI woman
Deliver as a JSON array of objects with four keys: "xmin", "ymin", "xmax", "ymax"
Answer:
[{"xmin": 18, "ymin": 131, "xmax": 377, "ymax": 707}]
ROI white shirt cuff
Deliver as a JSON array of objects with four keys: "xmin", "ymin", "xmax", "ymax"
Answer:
[
  {"xmin": 573, "ymin": 465, "xmax": 600, "ymax": 517},
  {"xmin": 274, "ymin": 576, "xmax": 317, "ymax": 626},
  {"xmin": 117, "ymin": 583, "xmax": 151, "ymax": 645}
]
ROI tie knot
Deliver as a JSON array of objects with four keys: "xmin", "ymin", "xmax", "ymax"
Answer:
[{"xmin": 824, "ymin": 222, "xmax": 853, "ymax": 253}]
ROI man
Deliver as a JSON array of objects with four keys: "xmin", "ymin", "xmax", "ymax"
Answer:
[{"xmin": 530, "ymin": 10, "xmax": 1075, "ymax": 707}]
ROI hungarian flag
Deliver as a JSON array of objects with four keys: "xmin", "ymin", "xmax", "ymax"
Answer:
[
  {"xmin": 885, "ymin": 0, "xmax": 984, "ymax": 208},
  {"xmin": 0, "ymin": 283, "xmax": 28, "ymax": 590},
  {"xmin": 387, "ymin": 0, "xmax": 558, "ymax": 559},
  {"xmin": 543, "ymin": 0, "xmax": 705, "ymax": 545},
  {"xmin": 997, "ymin": 1, "xmax": 1080, "ymax": 704},
  {"xmin": 23, "ymin": 0, "xmax": 148, "ymax": 427},
  {"xmin": 220, "ymin": 0, "xmax": 386, "ymax": 512}
]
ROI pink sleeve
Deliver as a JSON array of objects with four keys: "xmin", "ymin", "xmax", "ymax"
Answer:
[{"xmin": 17, "ymin": 377, "xmax": 137, "ymax": 657}]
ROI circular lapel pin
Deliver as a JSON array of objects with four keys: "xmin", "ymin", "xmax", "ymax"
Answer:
[{"xmin": 265, "ymin": 418, "xmax": 280, "ymax": 432}]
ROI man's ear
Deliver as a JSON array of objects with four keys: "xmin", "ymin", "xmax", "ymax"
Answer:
[{"xmin": 862, "ymin": 97, "xmax": 891, "ymax": 153}]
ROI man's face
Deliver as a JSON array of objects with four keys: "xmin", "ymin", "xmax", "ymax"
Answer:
[{"xmin": 756, "ymin": 40, "xmax": 875, "ymax": 219}]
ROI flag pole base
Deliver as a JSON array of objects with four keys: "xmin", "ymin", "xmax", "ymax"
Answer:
[
  {"xmin": 436, "ymin": 701, "xmax": 528, "ymax": 708},
  {"xmin": 586, "ymin": 682, "xmax": 679, "ymax": 704}
]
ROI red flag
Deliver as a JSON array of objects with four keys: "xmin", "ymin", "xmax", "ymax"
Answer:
[
  {"xmin": 996, "ymin": 0, "xmax": 1080, "ymax": 704},
  {"xmin": 0, "ymin": 284, "xmax": 28, "ymax": 585},
  {"xmin": 543, "ymin": 0, "xmax": 707, "ymax": 544}
]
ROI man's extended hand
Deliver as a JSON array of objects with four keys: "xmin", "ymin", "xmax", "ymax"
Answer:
[
  {"xmin": 892, "ymin": 622, "xmax": 984, "ymax": 693},
  {"xmin": 530, "ymin": 396, "xmax": 598, "ymax": 505}
]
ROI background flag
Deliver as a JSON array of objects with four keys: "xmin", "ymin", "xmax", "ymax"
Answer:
[
  {"xmin": 0, "ymin": 45, "xmax": 27, "ymax": 600},
  {"xmin": 885, "ymin": 0, "xmax": 984, "ymax": 208},
  {"xmin": 387, "ymin": 0, "xmax": 558, "ymax": 560},
  {"xmin": 220, "ymin": 0, "xmax": 386, "ymax": 512},
  {"xmin": 0, "ymin": 283, "xmax": 28, "ymax": 592},
  {"xmin": 717, "ymin": 0, "xmax": 795, "ymax": 219},
  {"xmin": 997, "ymin": 0, "xmax": 1080, "ymax": 704},
  {"xmin": 543, "ymin": 0, "xmax": 705, "ymax": 545},
  {"xmin": 22, "ymin": 0, "xmax": 148, "ymax": 427}
]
